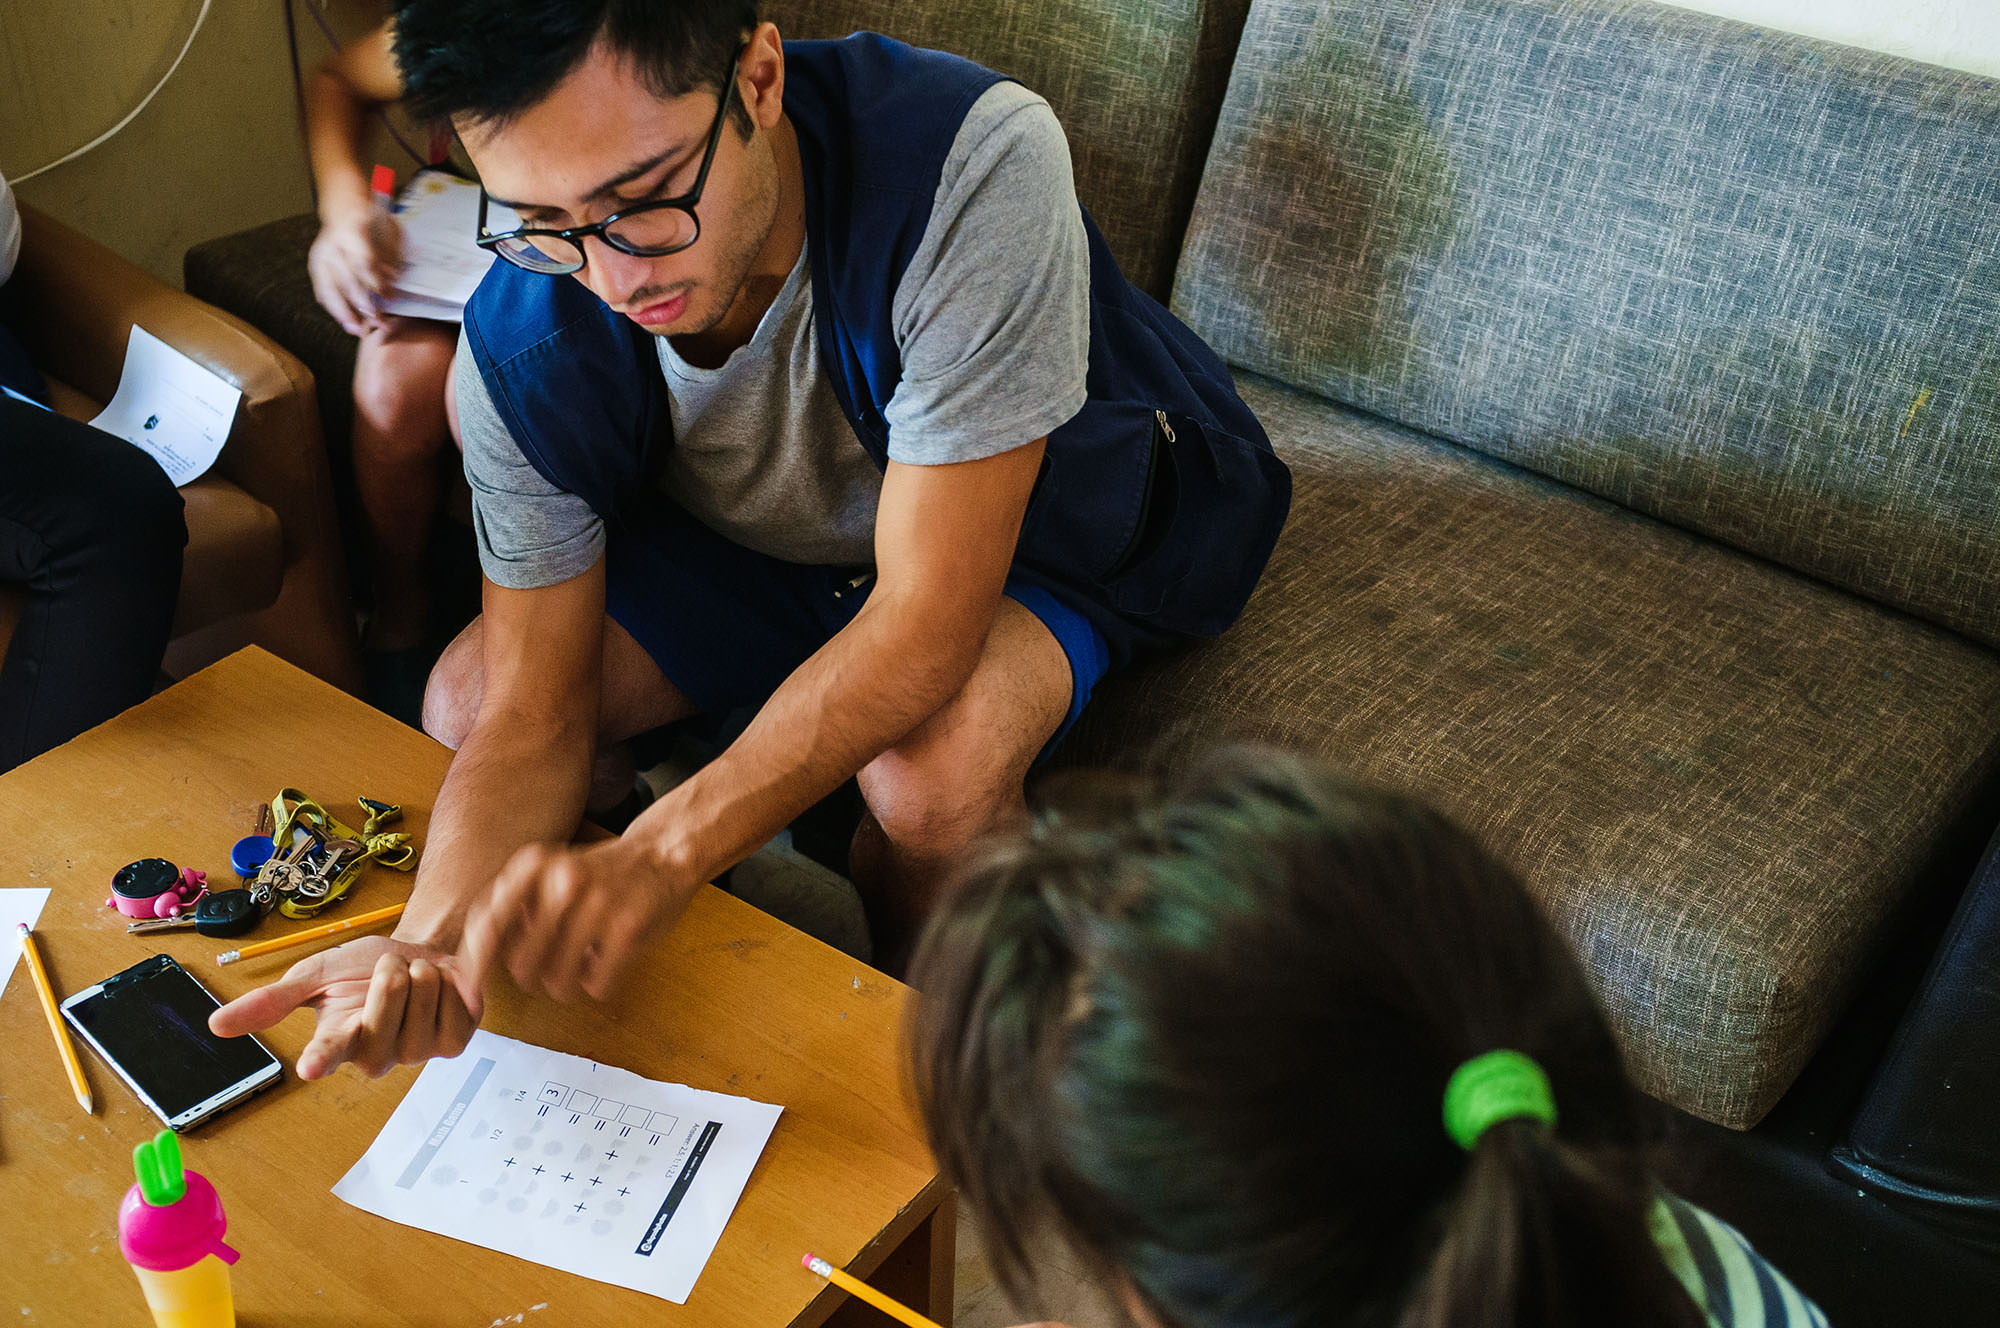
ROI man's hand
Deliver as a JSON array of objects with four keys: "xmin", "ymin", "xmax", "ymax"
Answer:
[
  {"xmin": 307, "ymin": 209, "xmax": 401, "ymax": 336},
  {"xmin": 209, "ymin": 934, "xmax": 482, "ymax": 1079},
  {"xmin": 459, "ymin": 837, "xmax": 700, "ymax": 1004}
]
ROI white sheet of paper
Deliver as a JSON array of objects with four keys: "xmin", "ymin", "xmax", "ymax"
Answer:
[
  {"xmin": 378, "ymin": 172, "xmax": 514, "ymax": 319},
  {"xmin": 88, "ymin": 327, "xmax": 241, "ymax": 486},
  {"xmin": 333, "ymin": 1029, "xmax": 782, "ymax": 1304},
  {"xmin": 1, "ymin": 888, "xmax": 53, "ymax": 997}
]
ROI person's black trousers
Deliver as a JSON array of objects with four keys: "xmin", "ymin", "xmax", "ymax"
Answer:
[{"xmin": 0, "ymin": 393, "xmax": 186, "ymax": 772}]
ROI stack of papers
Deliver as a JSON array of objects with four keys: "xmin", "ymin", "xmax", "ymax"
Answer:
[{"xmin": 379, "ymin": 172, "xmax": 519, "ymax": 321}]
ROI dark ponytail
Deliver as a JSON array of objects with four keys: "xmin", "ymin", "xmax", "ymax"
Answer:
[
  {"xmin": 909, "ymin": 748, "xmax": 1705, "ymax": 1328},
  {"xmin": 1407, "ymin": 1123, "xmax": 1702, "ymax": 1328}
]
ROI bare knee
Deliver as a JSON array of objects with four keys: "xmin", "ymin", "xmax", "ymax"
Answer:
[
  {"xmin": 859, "ymin": 642, "xmax": 1059, "ymax": 859},
  {"xmin": 352, "ymin": 328, "xmax": 453, "ymax": 454},
  {"xmin": 858, "ymin": 736, "xmax": 1023, "ymax": 866},
  {"xmin": 421, "ymin": 618, "xmax": 485, "ymax": 749},
  {"xmin": 443, "ymin": 356, "xmax": 464, "ymax": 452}
]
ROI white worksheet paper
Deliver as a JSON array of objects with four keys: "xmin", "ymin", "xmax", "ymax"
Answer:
[
  {"xmin": 378, "ymin": 171, "xmax": 514, "ymax": 319},
  {"xmin": 1, "ymin": 888, "xmax": 52, "ymax": 997},
  {"xmin": 333, "ymin": 1029, "xmax": 782, "ymax": 1303},
  {"xmin": 88, "ymin": 326, "xmax": 241, "ymax": 486}
]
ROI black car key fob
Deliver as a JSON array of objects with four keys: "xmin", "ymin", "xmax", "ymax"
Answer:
[{"xmin": 126, "ymin": 889, "xmax": 262, "ymax": 938}]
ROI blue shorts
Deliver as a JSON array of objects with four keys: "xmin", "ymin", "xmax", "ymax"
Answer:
[{"xmin": 603, "ymin": 506, "xmax": 1115, "ymax": 764}]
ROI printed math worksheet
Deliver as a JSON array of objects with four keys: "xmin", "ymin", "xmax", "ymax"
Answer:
[{"xmin": 333, "ymin": 1029, "xmax": 782, "ymax": 1303}]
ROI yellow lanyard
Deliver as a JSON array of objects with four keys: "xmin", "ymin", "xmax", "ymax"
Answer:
[{"xmin": 263, "ymin": 789, "xmax": 418, "ymax": 918}]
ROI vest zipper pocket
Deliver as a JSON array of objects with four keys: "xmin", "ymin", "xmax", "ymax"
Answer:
[{"xmin": 1101, "ymin": 410, "xmax": 1175, "ymax": 583}]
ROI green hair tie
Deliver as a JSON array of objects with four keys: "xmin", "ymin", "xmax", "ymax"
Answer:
[{"xmin": 1442, "ymin": 1050, "xmax": 1557, "ymax": 1150}]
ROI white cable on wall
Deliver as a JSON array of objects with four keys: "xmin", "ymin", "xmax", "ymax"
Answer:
[{"xmin": 7, "ymin": 0, "xmax": 215, "ymax": 185}]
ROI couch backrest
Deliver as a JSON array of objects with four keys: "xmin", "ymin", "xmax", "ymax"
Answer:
[
  {"xmin": 759, "ymin": 0, "xmax": 1252, "ymax": 300},
  {"xmin": 1173, "ymin": 0, "xmax": 2000, "ymax": 648}
]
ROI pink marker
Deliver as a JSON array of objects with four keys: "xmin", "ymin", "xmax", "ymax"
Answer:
[{"xmin": 365, "ymin": 164, "xmax": 398, "ymax": 324}]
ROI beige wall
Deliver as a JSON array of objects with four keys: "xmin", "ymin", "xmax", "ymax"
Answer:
[{"xmin": 0, "ymin": 0, "xmax": 387, "ymax": 286}]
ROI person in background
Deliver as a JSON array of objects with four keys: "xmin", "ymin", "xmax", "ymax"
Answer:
[
  {"xmin": 0, "ymin": 170, "xmax": 186, "ymax": 773},
  {"xmin": 909, "ymin": 749, "xmax": 1830, "ymax": 1328},
  {"xmin": 304, "ymin": 19, "xmax": 460, "ymax": 720}
]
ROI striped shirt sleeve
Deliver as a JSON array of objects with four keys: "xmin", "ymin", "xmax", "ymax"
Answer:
[{"xmin": 1651, "ymin": 1193, "xmax": 1832, "ymax": 1328}]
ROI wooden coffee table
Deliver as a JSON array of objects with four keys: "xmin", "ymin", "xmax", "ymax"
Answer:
[{"xmin": 0, "ymin": 648, "xmax": 951, "ymax": 1326}]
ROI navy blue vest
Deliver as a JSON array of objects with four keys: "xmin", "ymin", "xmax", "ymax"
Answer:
[{"xmin": 464, "ymin": 34, "xmax": 1290, "ymax": 639}]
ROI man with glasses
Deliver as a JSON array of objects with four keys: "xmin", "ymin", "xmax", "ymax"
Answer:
[{"xmin": 211, "ymin": 1, "xmax": 1290, "ymax": 1080}]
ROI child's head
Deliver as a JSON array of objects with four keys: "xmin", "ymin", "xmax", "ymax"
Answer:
[{"xmin": 909, "ymin": 749, "xmax": 1701, "ymax": 1328}]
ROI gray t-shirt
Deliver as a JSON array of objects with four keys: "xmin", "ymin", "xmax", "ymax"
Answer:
[{"xmin": 460, "ymin": 80, "xmax": 1090, "ymax": 587}]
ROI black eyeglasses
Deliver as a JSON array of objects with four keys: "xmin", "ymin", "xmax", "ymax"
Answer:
[{"xmin": 476, "ymin": 44, "xmax": 746, "ymax": 275}]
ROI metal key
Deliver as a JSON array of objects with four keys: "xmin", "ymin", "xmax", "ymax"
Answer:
[
  {"xmin": 251, "ymin": 832, "xmax": 319, "ymax": 910},
  {"xmin": 126, "ymin": 889, "xmax": 262, "ymax": 938},
  {"xmin": 293, "ymin": 837, "xmax": 361, "ymax": 902}
]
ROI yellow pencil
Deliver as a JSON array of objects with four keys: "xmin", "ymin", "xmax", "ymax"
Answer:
[
  {"xmin": 216, "ymin": 902, "xmax": 407, "ymax": 966},
  {"xmin": 17, "ymin": 923, "xmax": 92, "ymax": 1114},
  {"xmin": 803, "ymin": 1254, "xmax": 944, "ymax": 1328}
]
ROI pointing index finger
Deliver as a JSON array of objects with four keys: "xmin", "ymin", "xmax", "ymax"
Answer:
[{"xmin": 208, "ymin": 960, "xmax": 328, "ymax": 1038}]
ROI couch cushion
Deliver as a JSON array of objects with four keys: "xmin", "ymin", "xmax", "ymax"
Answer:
[
  {"xmin": 42, "ymin": 377, "xmax": 284, "ymax": 635},
  {"xmin": 1172, "ymin": 0, "xmax": 2000, "ymax": 648},
  {"xmin": 1063, "ymin": 375, "xmax": 2000, "ymax": 1129},
  {"xmin": 760, "ymin": 0, "xmax": 1253, "ymax": 300},
  {"xmin": 40, "ymin": 377, "xmax": 99, "ymax": 424},
  {"xmin": 171, "ymin": 479, "xmax": 284, "ymax": 634}
]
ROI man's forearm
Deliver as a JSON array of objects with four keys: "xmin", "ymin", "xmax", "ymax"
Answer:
[
  {"xmin": 630, "ymin": 593, "xmax": 985, "ymax": 891},
  {"xmin": 395, "ymin": 711, "xmax": 596, "ymax": 949}
]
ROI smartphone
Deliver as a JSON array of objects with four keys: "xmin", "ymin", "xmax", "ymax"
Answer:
[{"xmin": 60, "ymin": 953, "xmax": 281, "ymax": 1131}]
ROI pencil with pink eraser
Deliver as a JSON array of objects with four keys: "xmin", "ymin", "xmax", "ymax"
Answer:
[{"xmin": 17, "ymin": 922, "xmax": 93, "ymax": 1113}]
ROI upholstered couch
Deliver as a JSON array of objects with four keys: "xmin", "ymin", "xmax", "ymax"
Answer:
[
  {"xmin": 186, "ymin": 0, "xmax": 1999, "ymax": 1312},
  {"xmin": 0, "ymin": 205, "xmax": 359, "ymax": 694}
]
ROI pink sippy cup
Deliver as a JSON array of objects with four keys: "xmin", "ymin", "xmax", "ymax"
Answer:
[{"xmin": 118, "ymin": 1130, "xmax": 239, "ymax": 1328}]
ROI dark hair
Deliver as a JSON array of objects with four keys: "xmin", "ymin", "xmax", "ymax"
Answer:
[
  {"xmin": 909, "ymin": 749, "xmax": 1705, "ymax": 1328},
  {"xmin": 391, "ymin": 0, "xmax": 759, "ymax": 129}
]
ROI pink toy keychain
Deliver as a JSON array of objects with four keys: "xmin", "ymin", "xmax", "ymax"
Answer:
[
  {"xmin": 120, "ymin": 1129, "xmax": 239, "ymax": 1327},
  {"xmin": 107, "ymin": 858, "xmax": 209, "ymax": 920}
]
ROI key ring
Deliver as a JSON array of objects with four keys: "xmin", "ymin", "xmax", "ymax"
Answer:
[{"xmin": 264, "ymin": 789, "xmax": 419, "ymax": 918}]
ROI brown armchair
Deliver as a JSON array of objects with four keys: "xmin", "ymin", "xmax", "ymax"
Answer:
[{"xmin": 0, "ymin": 204, "xmax": 359, "ymax": 693}]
